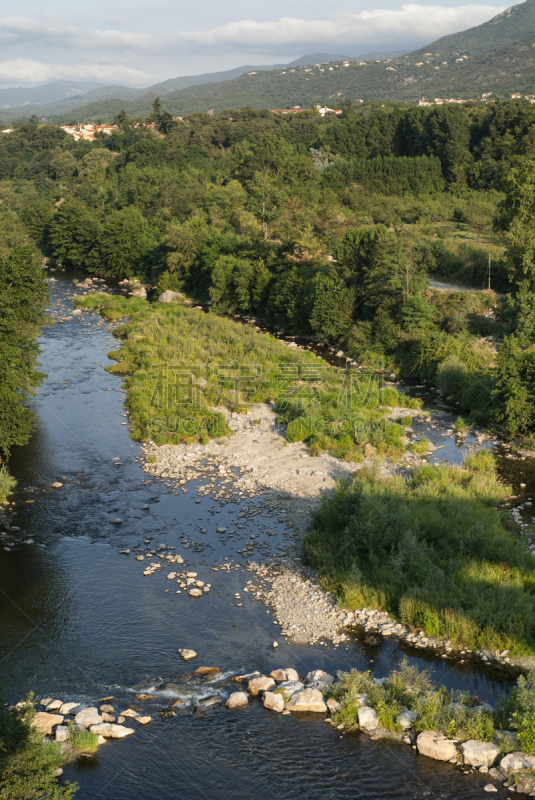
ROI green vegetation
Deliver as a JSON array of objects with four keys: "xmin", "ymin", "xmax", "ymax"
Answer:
[
  {"xmin": 67, "ymin": 725, "xmax": 98, "ymax": 756},
  {"xmin": 303, "ymin": 452, "xmax": 535, "ymax": 654},
  {"xmin": 0, "ymin": 693, "xmax": 77, "ymax": 799},
  {"xmin": 0, "ymin": 465, "xmax": 16, "ymax": 504},
  {"xmin": 331, "ymin": 661, "xmax": 535, "ymax": 753},
  {"xmin": 77, "ymin": 297, "xmax": 417, "ymax": 459}
]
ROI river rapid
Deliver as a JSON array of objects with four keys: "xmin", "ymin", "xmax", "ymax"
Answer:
[{"xmin": 0, "ymin": 272, "xmax": 528, "ymax": 800}]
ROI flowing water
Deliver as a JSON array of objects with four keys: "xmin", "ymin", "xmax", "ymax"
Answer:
[{"xmin": 1, "ymin": 272, "xmax": 530, "ymax": 800}]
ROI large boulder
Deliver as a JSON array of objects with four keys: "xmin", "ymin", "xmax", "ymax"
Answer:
[
  {"xmin": 358, "ymin": 706, "xmax": 379, "ymax": 732},
  {"xmin": 32, "ymin": 712, "xmax": 64, "ymax": 735},
  {"xmin": 396, "ymin": 710, "xmax": 417, "ymax": 730},
  {"xmin": 89, "ymin": 723, "xmax": 135, "ymax": 739},
  {"xmin": 278, "ymin": 681, "xmax": 304, "ymax": 698},
  {"xmin": 417, "ymin": 731, "xmax": 458, "ymax": 762},
  {"xmin": 263, "ymin": 692, "xmax": 284, "ymax": 713},
  {"xmin": 59, "ymin": 702, "xmax": 80, "ymax": 716},
  {"xmin": 285, "ymin": 688, "xmax": 327, "ymax": 713},
  {"xmin": 75, "ymin": 707, "xmax": 103, "ymax": 728},
  {"xmin": 461, "ymin": 740, "xmax": 500, "ymax": 768},
  {"xmin": 270, "ymin": 668, "xmax": 299, "ymax": 683},
  {"xmin": 500, "ymin": 752, "xmax": 535, "ymax": 772},
  {"xmin": 55, "ymin": 725, "xmax": 70, "ymax": 743},
  {"xmin": 305, "ymin": 670, "xmax": 334, "ymax": 687},
  {"xmin": 248, "ymin": 676, "xmax": 276, "ymax": 696},
  {"xmin": 158, "ymin": 290, "xmax": 183, "ymax": 304},
  {"xmin": 226, "ymin": 692, "xmax": 249, "ymax": 709}
]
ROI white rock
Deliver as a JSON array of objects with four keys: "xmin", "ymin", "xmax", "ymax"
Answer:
[
  {"xmin": 55, "ymin": 725, "xmax": 70, "ymax": 743},
  {"xmin": 461, "ymin": 740, "xmax": 500, "ymax": 768},
  {"xmin": 326, "ymin": 698, "xmax": 341, "ymax": 713},
  {"xmin": 226, "ymin": 692, "xmax": 249, "ymax": 709},
  {"xmin": 500, "ymin": 752, "xmax": 535, "ymax": 771},
  {"xmin": 136, "ymin": 716, "xmax": 152, "ymax": 725},
  {"xmin": 483, "ymin": 785, "xmax": 497, "ymax": 793},
  {"xmin": 75, "ymin": 707, "xmax": 103, "ymax": 728},
  {"xmin": 305, "ymin": 670, "xmax": 334, "ymax": 686},
  {"xmin": 189, "ymin": 588, "xmax": 202, "ymax": 597},
  {"xmin": 285, "ymin": 688, "xmax": 327, "ymax": 714},
  {"xmin": 59, "ymin": 702, "xmax": 80, "ymax": 716},
  {"xmin": 358, "ymin": 706, "xmax": 379, "ymax": 731},
  {"xmin": 119, "ymin": 709, "xmax": 138, "ymax": 718},
  {"xmin": 417, "ymin": 731, "xmax": 458, "ymax": 761},
  {"xmin": 278, "ymin": 681, "xmax": 304, "ymax": 698},
  {"xmin": 248, "ymin": 676, "xmax": 276, "ymax": 696},
  {"xmin": 263, "ymin": 692, "xmax": 284, "ymax": 713},
  {"xmin": 46, "ymin": 700, "xmax": 63, "ymax": 711},
  {"xmin": 89, "ymin": 723, "xmax": 135, "ymax": 739},
  {"xmin": 177, "ymin": 649, "xmax": 197, "ymax": 661},
  {"xmin": 31, "ymin": 712, "xmax": 64, "ymax": 735},
  {"xmin": 397, "ymin": 710, "xmax": 417, "ymax": 730}
]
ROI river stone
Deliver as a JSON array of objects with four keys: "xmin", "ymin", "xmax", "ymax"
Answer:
[
  {"xmin": 46, "ymin": 700, "xmax": 63, "ymax": 711},
  {"xmin": 99, "ymin": 704, "xmax": 115, "ymax": 714},
  {"xmin": 263, "ymin": 692, "xmax": 284, "ymax": 713},
  {"xmin": 55, "ymin": 725, "xmax": 70, "ymax": 743},
  {"xmin": 248, "ymin": 676, "xmax": 276, "ymax": 696},
  {"xmin": 278, "ymin": 681, "xmax": 304, "ymax": 698},
  {"xmin": 119, "ymin": 709, "xmax": 138, "ymax": 718},
  {"xmin": 326, "ymin": 698, "xmax": 341, "ymax": 714},
  {"xmin": 136, "ymin": 716, "xmax": 152, "ymax": 725},
  {"xmin": 59, "ymin": 702, "xmax": 80, "ymax": 716},
  {"xmin": 270, "ymin": 668, "xmax": 299, "ymax": 683},
  {"xmin": 417, "ymin": 731, "xmax": 458, "ymax": 761},
  {"xmin": 189, "ymin": 588, "xmax": 202, "ymax": 597},
  {"xmin": 101, "ymin": 712, "xmax": 115, "ymax": 723},
  {"xmin": 89, "ymin": 723, "xmax": 135, "ymax": 739},
  {"xmin": 193, "ymin": 666, "xmax": 220, "ymax": 676},
  {"xmin": 397, "ymin": 710, "xmax": 417, "ymax": 730},
  {"xmin": 483, "ymin": 786, "xmax": 498, "ymax": 793},
  {"xmin": 358, "ymin": 706, "xmax": 379, "ymax": 731},
  {"xmin": 32, "ymin": 712, "xmax": 64, "ymax": 735},
  {"xmin": 177, "ymin": 649, "xmax": 197, "ymax": 661},
  {"xmin": 40, "ymin": 698, "xmax": 53, "ymax": 707},
  {"xmin": 226, "ymin": 692, "xmax": 249, "ymax": 709},
  {"xmin": 232, "ymin": 671, "xmax": 261, "ymax": 684},
  {"xmin": 461, "ymin": 740, "xmax": 500, "ymax": 768},
  {"xmin": 305, "ymin": 670, "xmax": 334, "ymax": 686},
  {"xmin": 285, "ymin": 689, "xmax": 327, "ymax": 713},
  {"xmin": 75, "ymin": 707, "xmax": 103, "ymax": 728},
  {"xmin": 500, "ymin": 752, "xmax": 535, "ymax": 771}
]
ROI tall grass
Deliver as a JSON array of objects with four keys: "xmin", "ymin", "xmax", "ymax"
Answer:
[
  {"xmin": 304, "ymin": 452, "xmax": 535, "ymax": 654},
  {"xmin": 77, "ymin": 296, "xmax": 420, "ymax": 458}
]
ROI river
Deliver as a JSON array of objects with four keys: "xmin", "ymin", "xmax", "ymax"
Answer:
[{"xmin": 0, "ymin": 271, "xmax": 525, "ymax": 799}]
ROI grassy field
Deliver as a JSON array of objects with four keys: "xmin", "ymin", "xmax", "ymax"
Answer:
[
  {"xmin": 75, "ymin": 294, "xmax": 419, "ymax": 459},
  {"xmin": 304, "ymin": 451, "xmax": 535, "ymax": 655}
]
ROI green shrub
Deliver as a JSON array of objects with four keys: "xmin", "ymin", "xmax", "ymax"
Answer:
[
  {"xmin": 509, "ymin": 669, "xmax": 535, "ymax": 754},
  {"xmin": 68, "ymin": 725, "xmax": 98, "ymax": 755},
  {"xmin": 411, "ymin": 436, "xmax": 430, "ymax": 454},
  {"xmin": 0, "ymin": 692, "xmax": 78, "ymax": 799},
  {"xmin": 303, "ymin": 457, "xmax": 535, "ymax": 653},
  {"xmin": 0, "ymin": 464, "xmax": 16, "ymax": 503},
  {"xmin": 454, "ymin": 416, "xmax": 467, "ymax": 433}
]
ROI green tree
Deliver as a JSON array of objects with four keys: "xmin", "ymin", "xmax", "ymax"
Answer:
[
  {"xmin": 49, "ymin": 200, "xmax": 101, "ymax": 271},
  {"xmin": 495, "ymin": 157, "xmax": 535, "ymax": 293},
  {"xmin": 99, "ymin": 207, "xmax": 149, "ymax": 278},
  {"xmin": 0, "ymin": 247, "xmax": 47, "ymax": 459},
  {"xmin": 493, "ymin": 335, "xmax": 535, "ymax": 434}
]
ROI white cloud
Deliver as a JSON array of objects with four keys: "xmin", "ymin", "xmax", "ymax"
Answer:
[
  {"xmin": 0, "ymin": 58, "xmax": 150, "ymax": 85},
  {"xmin": 0, "ymin": 4, "xmax": 507, "ymax": 86},
  {"xmin": 176, "ymin": 5, "xmax": 507, "ymax": 52}
]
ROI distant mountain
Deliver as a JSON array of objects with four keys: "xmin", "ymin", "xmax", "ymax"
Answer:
[
  {"xmin": 0, "ymin": 80, "xmax": 103, "ymax": 109},
  {"xmin": 0, "ymin": 50, "xmax": 410, "ymax": 121},
  {"xmin": 412, "ymin": 0, "xmax": 535, "ymax": 61}
]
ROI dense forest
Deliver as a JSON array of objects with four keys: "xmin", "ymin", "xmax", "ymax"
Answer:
[{"xmin": 2, "ymin": 97, "xmax": 535, "ymax": 472}]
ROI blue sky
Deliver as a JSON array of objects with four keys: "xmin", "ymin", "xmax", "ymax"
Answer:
[{"xmin": 0, "ymin": 0, "xmax": 509, "ymax": 87}]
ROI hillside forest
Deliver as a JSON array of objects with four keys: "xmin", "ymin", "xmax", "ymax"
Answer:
[{"xmin": 2, "ymin": 98, "xmax": 535, "ymax": 467}]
